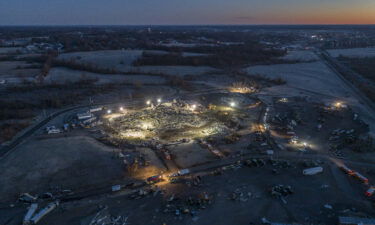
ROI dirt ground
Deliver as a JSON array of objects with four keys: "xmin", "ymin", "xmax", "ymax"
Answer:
[
  {"xmin": 281, "ymin": 50, "xmax": 319, "ymax": 62},
  {"xmin": 3, "ymin": 160, "xmax": 374, "ymax": 225},
  {"xmin": 0, "ymin": 136, "xmax": 124, "ymax": 202},
  {"xmin": 169, "ymin": 142, "xmax": 217, "ymax": 168}
]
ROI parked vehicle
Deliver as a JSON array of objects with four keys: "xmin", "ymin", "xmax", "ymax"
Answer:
[
  {"xmin": 340, "ymin": 165, "xmax": 354, "ymax": 175},
  {"xmin": 353, "ymin": 172, "xmax": 369, "ymax": 184},
  {"xmin": 146, "ymin": 175, "xmax": 163, "ymax": 184},
  {"xmin": 303, "ymin": 167, "xmax": 323, "ymax": 175},
  {"xmin": 365, "ymin": 187, "xmax": 375, "ymax": 197}
]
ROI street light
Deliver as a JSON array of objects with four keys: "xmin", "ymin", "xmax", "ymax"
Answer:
[
  {"xmin": 119, "ymin": 106, "xmax": 124, "ymax": 111},
  {"xmin": 146, "ymin": 100, "xmax": 151, "ymax": 105},
  {"xmin": 157, "ymin": 98, "xmax": 162, "ymax": 103},
  {"xmin": 107, "ymin": 109, "xmax": 112, "ymax": 114},
  {"xmin": 191, "ymin": 104, "xmax": 197, "ymax": 110},
  {"xmin": 230, "ymin": 102, "xmax": 236, "ymax": 107}
]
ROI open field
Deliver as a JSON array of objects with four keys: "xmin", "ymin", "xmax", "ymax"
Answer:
[
  {"xmin": 328, "ymin": 47, "xmax": 375, "ymax": 58},
  {"xmin": 0, "ymin": 61, "xmax": 39, "ymax": 83},
  {"xmin": 0, "ymin": 136, "xmax": 124, "ymax": 202},
  {"xmin": 247, "ymin": 61, "xmax": 350, "ymax": 97},
  {"xmin": 281, "ymin": 50, "xmax": 318, "ymax": 62},
  {"xmin": 0, "ymin": 47, "xmax": 23, "ymax": 54},
  {"xmin": 46, "ymin": 67, "xmax": 166, "ymax": 85}
]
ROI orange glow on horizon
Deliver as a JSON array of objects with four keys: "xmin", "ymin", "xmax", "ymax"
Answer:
[{"xmin": 231, "ymin": 5, "xmax": 375, "ymax": 25}]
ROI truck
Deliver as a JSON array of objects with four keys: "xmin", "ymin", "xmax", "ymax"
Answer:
[
  {"xmin": 77, "ymin": 112, "xmax": 92, "ymax": 120},
  {"xmin": 23, "ymin": 203, "xmax": 38, "ymax": 225},
  {"xmin": 89, "ymin": 107, "xmax": 103, "ymax": 113},
  {"xmin": 365, "ymin": 187, "xmax": 375, "ymax": 197},
  {"xmin": 30, "ymin": 201, "xmax": 59, "ymax": 224},
  {"xmin": 48, "ymin": 128, "xmax": 61, "ymax": 134},
  {"xmin": 178, "ymin": 169, "xmax": 190, "ymax": 176},
  {"xmin": 353, "ymin": 172, "xmax": 369, "ymax": 184},
  {"xmin": 82, "ymin": 116, "xmax": 97, "ymax": 125},
  {"xmin": 146, "ymin": 175, "xmax": 163, "ymax": 184},
  {"xmin": 340, "ymin": 165, "xmax": 354, "ymax": 175},
  {"xmin": 303, "ymin": 167, "xmax": 323, "ymax": 175},
  {"xmin": 169, "ymin": 169, "xmax": 190, "ymax": 177}
]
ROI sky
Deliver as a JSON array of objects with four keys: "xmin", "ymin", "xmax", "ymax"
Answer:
[{"xmin": 0, "ymin": 0, "xmax": 374, "ymax": 25}]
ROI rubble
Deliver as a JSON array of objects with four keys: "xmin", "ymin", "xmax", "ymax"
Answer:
[
  {"xmin": 88, "ymin": 206, "xmax": 128, "ymax": 225},
  {"xmin": 270, "ymin": 185, "xmax": 294, "ymax": 198},
  {"xmin": 19, "ymin": 193, "xmax": 38, "ymax": 203},
  {"xmin": 324, "ymin": 204, "xmax": 333, "ymax": 210}
]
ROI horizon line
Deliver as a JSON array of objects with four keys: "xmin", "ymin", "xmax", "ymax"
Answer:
[{"xmin": 0, "ymin": 24, "xmax": 375, "ymax": 27}]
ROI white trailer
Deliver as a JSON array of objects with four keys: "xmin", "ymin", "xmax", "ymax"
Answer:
[
  {"xmin": 89, "ymin": 107, "xmax": 103, "ymax": 113},
  {"xmin": 30, "ymin": 201, "xmax": 59, "ymax": 224},
  {"xmin": 23, "ymin": 203, "xmax": 38, "ymax": 225},
  {"xmin": 48, "ymin": 128, "xmax": 61, "ymax": 134},
  {"xmin": 178, "ymin": 169, "xmax": 190, "ymax": 176},
  {"xmin": 303, "ymin": 167, "xmax": 323, "ymax": 175},
  {"xmin": 77, "ymin": 112, "xmax": 92, "ymax": 120},
  {"xmin": 112, "ymin": 185, "xmax": 121, "ymax": 192},
  {"xmin": 82, "ymin": 116, "xmax": 97, "ymax": 124}
]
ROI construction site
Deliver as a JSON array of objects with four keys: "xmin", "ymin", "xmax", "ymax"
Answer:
[
  {"xmin": 1, "ymin": 76, "xmax": 375, "ymax": 225},
  {"xmin": 2, "ymin": 27, "xmax": 375, "ymax": 225}
]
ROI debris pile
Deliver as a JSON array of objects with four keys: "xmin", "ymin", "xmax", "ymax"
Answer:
[
  {"xmin": 270, "ymin": 185, "xmax": 294, "ymax": 204},
  {"xmin": 162, "ymin": 192, "xmax": 213, "ymax": 219},
  {"xmin": 229, "ymin": 188, "xmax": 254, "ymax": 202},
  {"xmin": 88, "ymin": 206, "xmax": 128, "ymax": 225}
]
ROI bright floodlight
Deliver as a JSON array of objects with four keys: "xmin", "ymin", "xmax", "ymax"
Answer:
[
  {"xmin": 146, "ymin": 100, "xmax": 151, "ymax": 105},
  {"xmin": 107, "ymin": 109, "xmax": 112, "ymax": 114},
  {"xmin": 230, "ymin": 102, "xmax": 236, "ymax": 107},
  {"xmin": 157, "ymin": 98, "xmax": 162, "ymax": 103}
]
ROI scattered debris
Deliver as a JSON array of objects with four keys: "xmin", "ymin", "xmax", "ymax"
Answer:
[
  {"xmin": 324, "ymin": 204, "xmax": 333, "ymax": 210},
  {"xmin": 19, "ymin": 193, "xmax": 38, "ymax": 203},
  {"xmin": 270, "ymin": 185, "xmax": 293, "ymax": 198}
]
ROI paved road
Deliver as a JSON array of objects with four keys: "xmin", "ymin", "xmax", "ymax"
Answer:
[{"xmin": 316, "ymin": 50, "xmax": 375, "ymax": 113}]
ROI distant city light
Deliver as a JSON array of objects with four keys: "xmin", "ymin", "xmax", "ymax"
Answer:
[
  {"xmin": 157, "ymin": 98, "xmax": 162, "ymax": 103},
  {"xmin": 107, "ymin": 109, "xmax": 112, "ymax": 114},
  {"xmin": 146, "ymin": 100, "xmax": 151, "ymax": 105},
  {"xmin": 229, "ymin": 102, "xmax": 236, "ymax": 107},
  {"xmin": 119, "ymin": 106, "xmax": 124, "ymax": 111}
]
